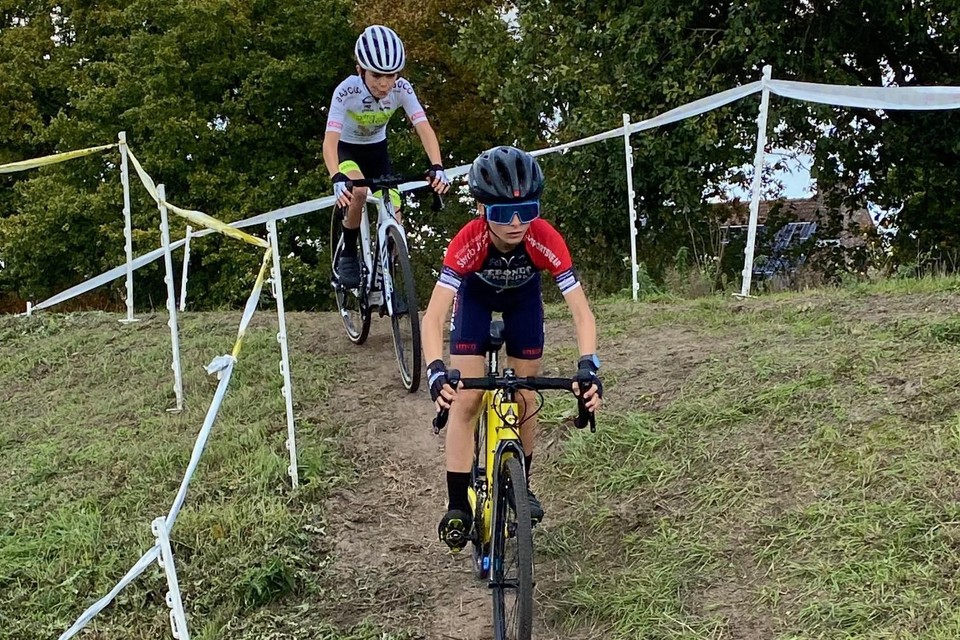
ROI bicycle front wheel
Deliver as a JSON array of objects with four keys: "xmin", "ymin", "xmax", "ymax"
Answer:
[
  {"xmin": 330, "ymin": 206, "xmax": 370, "ymax": 345},
  {"xmin": 491, "ymin": 455, "xmax": 533, "ymax": 640},
  {"xmin": 386, "ymin": 225, "xmax": 421, "ymax": 392}
]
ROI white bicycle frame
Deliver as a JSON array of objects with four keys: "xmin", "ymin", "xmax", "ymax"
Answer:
[{"xmin": 356, "ymin": 192, "xmax": 409, "ymax": 317}]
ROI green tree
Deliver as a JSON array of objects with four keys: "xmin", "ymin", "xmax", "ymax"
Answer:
[
  {"xmin": 456, "ymin": 1, "xmax": 960, "ymax": 291},
  {"xmin": 1, "ymin": 0, "xmax": 355, "ymax": 308}
]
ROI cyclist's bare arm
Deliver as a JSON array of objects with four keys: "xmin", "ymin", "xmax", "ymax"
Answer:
[
  {"xmin": 422, "ymin": 283, "xmax": 458, "ymax": 408},
  {"xmin": 564, "ymin": 286, "xmax": 602, "ymax": 411},
  {"xmin": 322, "ymin": 130, "xmax": 353, "ymax": 208},
  {"xmin": 422, "ymin": 282, "xmax": 454, "ymax": 365},
  {"xmin": 564, "ymin": 286, "xmax": 597, "ymax": 356},
  {"xmin": 413, "ymin": 121, "xmax": 449, "ymax": 194}
]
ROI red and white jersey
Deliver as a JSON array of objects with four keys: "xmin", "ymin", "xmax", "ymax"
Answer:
[{"xmin": 438, "ymin": 218, "xmax": 581, "ymax": 294}]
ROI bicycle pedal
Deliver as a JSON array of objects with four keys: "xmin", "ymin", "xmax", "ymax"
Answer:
[
  {"xmin": 367, "ymin": 290, "xmax": 383, "ymax": 305},
  {"xmin": 442, "ymin": 529, "xmax": 467, "ymax": 553},
  {"xmin": 440, "ymin": 519, "xmax": 470, "ymax": 553}
]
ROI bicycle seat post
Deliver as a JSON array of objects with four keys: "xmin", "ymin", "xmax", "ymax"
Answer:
[{"xmin": 487, "ymin": 319, "xmax": 506, "ymax": 376}]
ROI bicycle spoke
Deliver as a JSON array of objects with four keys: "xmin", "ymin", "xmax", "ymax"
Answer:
[{"xmin": 491, "ymin": 457, "xmax": 533, "ymax": 640}]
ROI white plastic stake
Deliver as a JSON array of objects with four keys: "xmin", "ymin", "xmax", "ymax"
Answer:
[
  {"xmin": 740, "ymin": 65, "xmax": 773, "ymax": 298},
  {"xmin": 152, "ymin": 518, "xmax": 190, "ymax": 640},
  {"xmin": 179, "ymin": 225, "xmax": 192, "ymax": 312},
  {"xmin": 267, "ymin": 220, "xmax": 299, "ymax": 488},
  {"xmin": 25, "ymin": 301, "xmax": 32, "ymax": 317},
  {"xmin": 623, "ymin": 113, "xmax": 640, "ymax": 300},
  {"xmin": 119, "ymin": 132, "xmax": 139, "ymax": 323},
  {"xmin": 158, "ymin": 184, "xmax": 185, "ymax": 412}
]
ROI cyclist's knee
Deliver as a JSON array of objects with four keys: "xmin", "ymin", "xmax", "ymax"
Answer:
[
  {"xmin": 517, "ymin": 387, "xmax": 537, "ymax": 406},
  {"xmin": 452, "ymin": 388, "xmax": 484, "ymax": 416},
  {"xmin": 352, "ymin": 186, "xmax": 369, "ymax": 205}
]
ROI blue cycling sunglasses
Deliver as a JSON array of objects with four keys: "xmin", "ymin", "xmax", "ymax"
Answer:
[{"xmin": 485, "ymin": 200, "xmax": 541, "ymax": 225}]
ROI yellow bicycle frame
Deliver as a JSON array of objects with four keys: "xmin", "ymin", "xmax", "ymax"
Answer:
[{"xmin": 468, "ymin": 389, "xmax": 525, "ymax": 547}]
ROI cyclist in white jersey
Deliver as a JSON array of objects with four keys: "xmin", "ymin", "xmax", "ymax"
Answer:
[{"xmin": 323, "ymin": 25, "xmax": 450, "ymax": 288}]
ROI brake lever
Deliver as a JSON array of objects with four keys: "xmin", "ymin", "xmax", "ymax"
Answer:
[
  {"xmin": 432, "ymin": 369, "xmax": 461, "ymax": 434},
  {"xmin": 573, "ymin": 380, "xmax": 597, "ymax": 433},
  {"xmin": 424, "ymin": 169, "xmax": 445, "ymax": 212}
]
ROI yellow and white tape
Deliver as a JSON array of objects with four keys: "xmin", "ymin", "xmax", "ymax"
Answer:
[
  {"xmin": 127, "ymin": 147, "xmax": 267, "ymax": 248},
  {"xmin": 0, "ymin": 143, "xmax": 118, "ymax": 174},
  {"xmin": 232, "ymin": 247, "xmax": 273, "ymax": 358}
]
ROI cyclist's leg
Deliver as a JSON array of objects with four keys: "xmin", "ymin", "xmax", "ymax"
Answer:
[
  {"xmin": 336, "ymin": 142, "xmax": 368, "ymax": 232},
  {"xmin": 377, "ymin": 138, "xmax": 402, "ymax": 224},
  {"xmin": 501, "ymin": 280, "xmax": 545, "ymax": 456},
  {"xmin": 502, "ymin": 282, "xmax": 546, "ymax": 523},
  {"xmin": 439, "ymin": 282, "xmax": 490, "ymax": 549}
]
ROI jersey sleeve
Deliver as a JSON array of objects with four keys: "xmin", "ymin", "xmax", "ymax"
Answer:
[
  {"xmin": 525, "ymin": 219, "xmax": 581, "ymax": 295},
  {"xmin": 325, "ymin": 79, "xmax": 348, "ymax": 134},
  {"xmin": 438, "ymin": 219, "xmax": 488, "ymax": 292},
  {"xmin": 395, "ymin": 78, "xmax": 427, "ymax": 126}
]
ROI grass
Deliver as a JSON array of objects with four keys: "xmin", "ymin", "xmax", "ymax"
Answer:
[
  {"xmin": 534, "ymin": 275, "xmax": 960, "ymax": 639},
  {"xmin": 0, "ymin": 311, "xmax": 405, "ymax": 640},
  {"xmin": 6, "ymin": 275, "xmax": 960, "ymax": 639}
]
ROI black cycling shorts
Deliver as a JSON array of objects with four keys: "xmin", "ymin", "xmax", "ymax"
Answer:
[
  {"xmin": 337, "ymin": 139, "xmax": 393, "ymax": 179},
  {"xmin": 450, "ymin": 277, "xmax": 545, "ymax": 360}
]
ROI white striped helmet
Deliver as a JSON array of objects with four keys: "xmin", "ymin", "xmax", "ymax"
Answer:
[{"xmin": 355, "ymin": 25, "xmax": 406, "ymax": 74}]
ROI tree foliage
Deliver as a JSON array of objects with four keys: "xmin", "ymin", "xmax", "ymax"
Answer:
[
  {"xmin": 1, "ymin": 0, "xmax": 355, "ymax": 307},
  {"xmin": 456, "ymin": 0, "xmax": 960, "ymax": 291},
  {"xmin": 2, "ymin": 1, "xmax": 960, "ymax": 308}
]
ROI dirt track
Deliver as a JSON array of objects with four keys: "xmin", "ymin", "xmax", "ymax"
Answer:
[{"xmin": 299, "ymin": 304, "xmax": 714, "ymax": 640}]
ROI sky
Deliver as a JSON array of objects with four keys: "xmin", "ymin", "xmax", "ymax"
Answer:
[{"xmin": 726, "ymin": 149, "xmax": 815, "ymax": 200}]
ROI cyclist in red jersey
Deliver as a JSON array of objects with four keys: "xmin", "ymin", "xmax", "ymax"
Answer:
[{"xmin": 420, "ymin": 146, "xmax": 603, "ymax": 551}]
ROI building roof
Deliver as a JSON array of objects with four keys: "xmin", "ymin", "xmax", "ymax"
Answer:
[{"xmin": 722, "ymin": 196, "xmax": 873, "ymax": 229}]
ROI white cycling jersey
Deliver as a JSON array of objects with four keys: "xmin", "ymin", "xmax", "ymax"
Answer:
[{"xmin": 325, "ymin": 75, "xmax": 427, "ymax": 144}]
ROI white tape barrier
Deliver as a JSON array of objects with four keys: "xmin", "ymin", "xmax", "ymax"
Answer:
[
  {"xmin": 768, "ymin": 80, "xmax": 960, "ymax": 110},
  {"xmin": 25, "ymin": 77, "xmax": 960, "ymax": 316},
  {"xmin": 23, "ymin": 80, "xmax": 764, "ymax": 313},
  {"xmin": 61, "ymin": 355, "xmax": 237, "ymax": 640},
  {"xmin": 59, "ymin": 257, "xmax": 274, "ymax": 638},
  {"xmin": 59, "ymin": 545, "xmax": 161, "ymax": 640},
  {"xmin": 31, "ymin": 239, "xmax": 186, "ymax": 312},
  {"xmin": 628, "ymin": 81, "xmax": 764, "ymax": 136},
  {"xmin": 166, "ymin": 355, "xmax": 236, "ymax": 526},
  {"xmin": 230, "ymin": 195, "xmax": 336, "ymax": 230}
]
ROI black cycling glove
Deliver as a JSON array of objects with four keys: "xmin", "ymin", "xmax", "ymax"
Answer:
[
  {"xmin": 575, "ymin": 355, "xmax": 603, "ymax": 400},
  {"xmin": 427, "ymin": 359, "xmax": 450, "ymax": 403}
]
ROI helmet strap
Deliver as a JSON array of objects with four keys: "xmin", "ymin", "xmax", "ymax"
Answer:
[{"xmin": 358, "ymin": 68, "xmax": 382, "ymax": 102}]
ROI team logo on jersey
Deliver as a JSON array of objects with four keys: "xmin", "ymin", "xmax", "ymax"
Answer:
[{"xmin": 338, "ymin": 85, "xmax": 362, "ymax": 100}]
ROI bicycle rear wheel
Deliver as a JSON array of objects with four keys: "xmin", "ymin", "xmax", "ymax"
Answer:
[
  {"xmin": 386, "ymin": 225, "xmax": 421, "ymax": 392},
  {"xmin": 330, "ymin": 206, "xmax": 370, "ymax": 344},
  {"xmin": 491, "ymin": 455, "xmax": 533, "ymax": 640}
]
